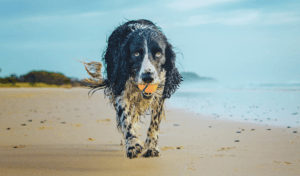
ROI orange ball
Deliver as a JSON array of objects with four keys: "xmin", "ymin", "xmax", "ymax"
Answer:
[{"xmin": 138, "ymin": 85, "xmax": 158, "ymax": 93}]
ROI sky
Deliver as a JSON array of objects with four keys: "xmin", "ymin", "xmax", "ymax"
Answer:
[{"xmin": 0, "ymin": 0, "xmax": 300, "ymax": 85}]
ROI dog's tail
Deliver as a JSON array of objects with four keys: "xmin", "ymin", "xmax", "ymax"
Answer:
[{"xmin": 82, "ymin": 61, "xmax": 108, "ymax": 97}]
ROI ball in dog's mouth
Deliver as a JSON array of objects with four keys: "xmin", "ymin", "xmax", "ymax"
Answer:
[{"xmin": 138, "ymin": 85, "xmax": 158, "ymax": 99}]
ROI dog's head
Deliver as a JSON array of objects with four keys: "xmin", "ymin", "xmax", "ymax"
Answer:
[
  {"xmin": 125, "ymin": 28, "xmax": 167, "ymax": 99},
  {"xmin": 104, "ymin": 20, "xmax": 182, "ymax": 100}
]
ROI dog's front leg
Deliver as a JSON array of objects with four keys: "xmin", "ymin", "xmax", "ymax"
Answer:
[
  {"xmin": 143, "ymin": 101, "xmax": 164, "ymax": 157},
  {"xmin": 117, "ymin": 105, "xmax": 143, "ymax": 159}
]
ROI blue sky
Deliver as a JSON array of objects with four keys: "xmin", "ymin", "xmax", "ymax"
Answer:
[{"xmin": 1, "ymin": 0, "xmax": 299, "ymax": 84}]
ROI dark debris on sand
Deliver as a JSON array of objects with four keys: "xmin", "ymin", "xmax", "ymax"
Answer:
[{"xmin": 13, "ymin": 145, "xmax": 26, "ymax": 149}]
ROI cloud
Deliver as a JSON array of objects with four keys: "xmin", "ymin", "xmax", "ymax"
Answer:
[
  {"xmin": 0, "ymin": 10, "xmax": 108, "ymax": 27},
  {"xmin": 0, "ymin": 41, "xmax": 100, "ymax": 50},
  {"xmin": 1, "ymin": 5, "xmax": 152, "ymax": 27},
  {"xmin": 222, "ymin": 10, "xmax": 260, "ymax": 25},
  {"xmin": 172, "ymin": 15, "xmax": 211, "ymax": 27},
  {"xmin": 168, "ymin": 0, "xmax": 239, "ymax": 11},
  {"xmin": 163, "ymin": 10, "xmax": 300, "ymax": 28},
  {"xmin": 261, "ymin": 12, "xmax": 300, "ymax": 25},
  {"xmin": 223, "ymin": 11, "xmax": 300, "ymax": 26},
  {"xmin": 165, "ymin": 10, "xmax": 259, "ymax": 27},
  {"xmin": 20, "ymin": 11, "xmax": 105, "ymax": 23}
]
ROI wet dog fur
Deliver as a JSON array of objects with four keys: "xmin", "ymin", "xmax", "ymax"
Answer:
[{"xmin": 84, "ymin": 19, "xmax": 182, "ymax": 159}]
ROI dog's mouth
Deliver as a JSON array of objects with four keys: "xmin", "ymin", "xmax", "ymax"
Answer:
[
  {"xmin": 142, "ymin": 91, "xmax": 153, "ymax": 99},
  {"xmin": 138, "ymin": 85, "xmax": 158, "ymax": 99}
]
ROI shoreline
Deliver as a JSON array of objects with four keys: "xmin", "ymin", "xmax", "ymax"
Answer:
[
  {"xmin": 173, "ymin": 109, "xmax": 300, "ymax": 129},
  {"xmin": 168, "ymin": 86, "xmax": 300, "ymax": 128}
]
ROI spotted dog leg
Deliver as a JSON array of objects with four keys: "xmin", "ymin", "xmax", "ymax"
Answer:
[
  {"xmin": 143, "ymin": 101, "xmax": 164, "ymax": 157},
  {"xmin": 116, "ymin": 105, "xmax": 143, "ymax": 159}
]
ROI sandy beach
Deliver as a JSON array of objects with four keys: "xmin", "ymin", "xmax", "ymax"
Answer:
[{"xmin": 0, "ymin": 88, "xmax": 299, "ymax": 176}]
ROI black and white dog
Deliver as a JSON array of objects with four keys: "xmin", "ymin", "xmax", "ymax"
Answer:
[{"xmin": 85, "ymin": 19, "xmax": 182, "ymax": 159}]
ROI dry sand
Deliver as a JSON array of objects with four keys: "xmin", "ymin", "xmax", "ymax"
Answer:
[{"xmin": 0, "ymin": 88, "xmax": 299, "ymax": 176}]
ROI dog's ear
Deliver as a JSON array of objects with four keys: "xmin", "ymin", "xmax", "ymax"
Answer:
[
  {"xmin": 162, "ymin": 43, "xmax": 183, "ymax": 99},
  {"xmin": 104, "ymin": 40, "xmax": 132, "ymax": 96}
]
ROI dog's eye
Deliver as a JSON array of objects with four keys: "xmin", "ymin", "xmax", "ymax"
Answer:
[
  {"xmin": 133, "ymin": 52, "xmax": 140, "ymax": 57},
  {"xmin": 155, "ymin": 52, "xmax": 162, "ymax": 57}
]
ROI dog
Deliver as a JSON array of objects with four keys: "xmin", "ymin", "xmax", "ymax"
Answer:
[{"xmin": 84, "ymin": 19, "xmax": 182, "ymax": 159}]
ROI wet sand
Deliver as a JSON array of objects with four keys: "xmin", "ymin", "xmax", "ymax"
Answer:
[{"xmin": 0, "ymin": 88, "xmax": 299, "ymax": 176}]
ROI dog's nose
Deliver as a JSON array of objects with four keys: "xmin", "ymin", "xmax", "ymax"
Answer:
[{"xmin": 141, "ymin": 72, "xmax": 154, "ymax": 83}]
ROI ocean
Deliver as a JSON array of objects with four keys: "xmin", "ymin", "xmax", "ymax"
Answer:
[{"xmin": 169, "ymin": 82, "xmax": 300, "ymax": 128}]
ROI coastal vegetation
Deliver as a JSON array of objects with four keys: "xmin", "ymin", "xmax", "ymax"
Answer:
[{"xmin": 0, "ymin": 70, "xmax": 84, "ymax": 88}]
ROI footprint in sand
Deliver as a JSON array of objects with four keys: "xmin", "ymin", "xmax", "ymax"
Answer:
[
  {"xmin": 71, "ymin": 124, "xmax": 82, "ymax": 127},
  {"xmin": 38, "ymin": 126, "xmax": 53, "ymax": 130},
  {"xmin": 97, "ymin": 119, "xmax": 111, "ymax": 123},
  {"xmin": 217, "ymin": 147, "xmax": 236, "ymax": 151},
  {"xmin": 161, "ymin": 146, "xmax": 184, "ymax": 151},
  {"xmin": 273, "ymin": 161, "xmax": 291, "ymax": 165}
]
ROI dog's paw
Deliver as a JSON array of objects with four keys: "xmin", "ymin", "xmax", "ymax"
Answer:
[
  {"xmin": 126, "ymin": 143, "xmax": 144, "ymax": 159},
  {"xmin": 142, "ymin": 148, "xmax": 161, "ymax": 158}
]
